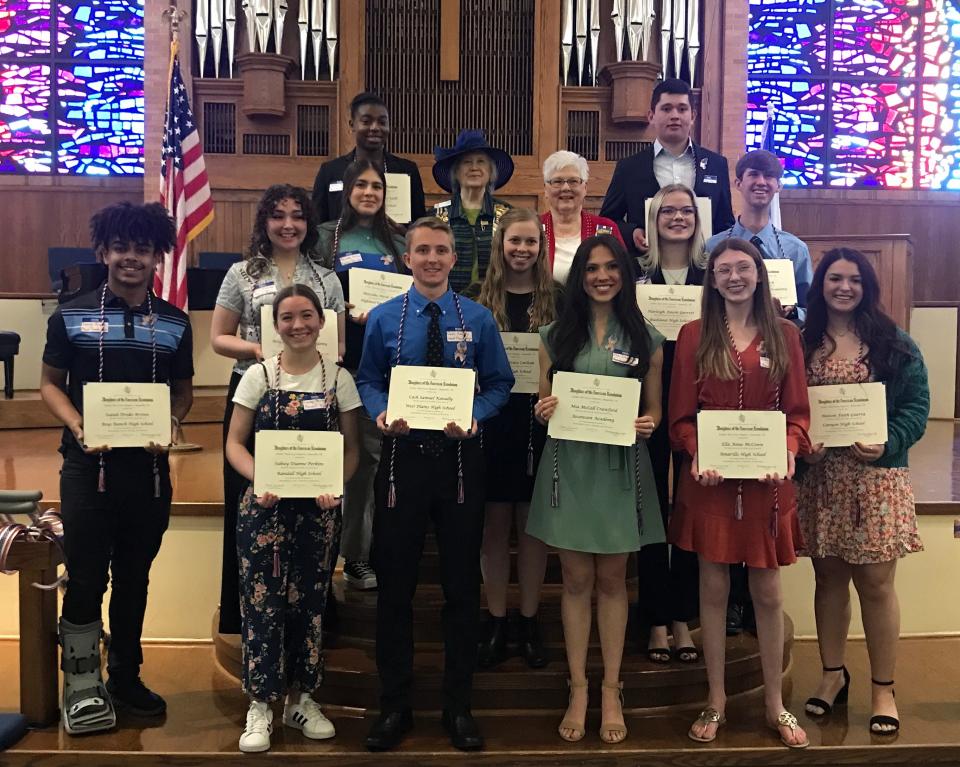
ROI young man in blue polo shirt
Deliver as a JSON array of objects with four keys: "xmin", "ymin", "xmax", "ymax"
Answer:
[
  {"xmin": 357, "ymin": 217, "xmax": 513, "ymax": 752},
  {"xmin": 40, "ymin": 202, "xmax": 194, "ymax": 735}
]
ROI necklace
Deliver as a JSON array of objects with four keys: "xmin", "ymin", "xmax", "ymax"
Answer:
[
  {"xmin": 385, "ymin": 290, "xmax": 470, "ymax": 508},
  {"xmin": 722, "ymin": 312, "xmax": 782, "ymax": 537},
  {"xmin": 96, "ymin": 283, "xmax": 161, "ymax": 498}
]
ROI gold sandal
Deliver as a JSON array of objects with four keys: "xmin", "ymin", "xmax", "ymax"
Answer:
[
  {"xmin": 558, "ymin": 679, "xmax": 588, "ymax": 742},
  {"xmin": 688, "ymin": 707, "xmax": 726, "ymax": 743},
  {"xmin": 770, "ymin": 710, "xmax": 810, "ymax": 749},
  {"xmin": 599, "ymin": 681, "xmax": 627, "ymax": 744}
]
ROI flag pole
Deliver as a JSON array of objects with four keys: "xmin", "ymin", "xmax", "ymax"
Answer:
[{"xmin": 161, "ymin": 5, "xmax": 206, "ymax": 454}]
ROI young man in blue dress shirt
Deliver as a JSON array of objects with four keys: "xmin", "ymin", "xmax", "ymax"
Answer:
[
  {"xmin": 705, "ymin": 149, "xmax": 813, "ymax": 322},
  {"xmin": 357, "ymin": 217, "xmax": 513, "ymax": 752}
]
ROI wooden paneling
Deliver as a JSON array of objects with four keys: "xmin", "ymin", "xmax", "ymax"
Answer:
[
  {"xmin": 803, "ymin": 234, "xmax": 913, "ymax": 331},
  {"xmin": 0, "ymin": 179, "xmax": 143, "ymax": 294},
  {"xmin": 781, "ymin": 190, "xmax": 958, "ymax": 304}
]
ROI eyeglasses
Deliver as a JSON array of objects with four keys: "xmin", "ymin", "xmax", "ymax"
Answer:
[
  {"xmin": 546, "ymin": 177, "xmax": 584, "ymax": 189},
  {"xmin": 658, "ymin": 206, "xmax": 696, "ymax": 218},
  {"xmin": 713, "ymin": 263, "xmax": 756, "ymax": 279}
]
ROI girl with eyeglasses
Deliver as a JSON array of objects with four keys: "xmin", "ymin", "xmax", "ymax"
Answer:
[
  {"xmin": 634, "ymin": 184, "xmax": 707, "ymax": 666},
  {"xmin": 668, "ymin": 238, "xmax": 811, "ymax": 749}
]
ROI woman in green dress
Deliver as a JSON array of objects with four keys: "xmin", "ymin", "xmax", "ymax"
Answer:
[{"xmin": 528, "ymin": 235, "xmax": 665, "ymax": 745}]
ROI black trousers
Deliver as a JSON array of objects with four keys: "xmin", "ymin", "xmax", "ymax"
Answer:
[
  {"xmin": 635, "ymin": 418, "xmax": 699, "ymax": 627},
  {"xmin": 372, "ymin": 437, "xmax": 484, "ymax": 714},
  {"xmin": 218, "ymin": 371, "xmax": 247, "ymax": 634},
  {"xmin": 60, "ymin": 453, "xmax": 172, "ymax": 679}
]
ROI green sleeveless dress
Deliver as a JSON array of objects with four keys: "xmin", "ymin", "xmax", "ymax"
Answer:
[{"xmin": 526, "ymin": 318, "xmax": 666, "ymax": 554}]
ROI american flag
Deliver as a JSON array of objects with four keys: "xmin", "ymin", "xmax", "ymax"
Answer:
[{"xmin": 155, "ymin": 39, "xmax": 214, "ymax": 310}]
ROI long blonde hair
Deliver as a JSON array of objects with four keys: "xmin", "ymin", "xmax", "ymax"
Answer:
[
  {"xmin": 640, "ymin": 183, "xmax": 707, "ymax": 273},
  {"xmin": 696, "ymin": 238, "xmax": 789, "ymax": 382},
  {"xmin": 476, "ymin": 208, "xmax": 556, "ymax": 331}
]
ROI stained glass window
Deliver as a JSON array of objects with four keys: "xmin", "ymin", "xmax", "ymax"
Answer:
[
  {"xmin": 747, "ymin": 0, "xmax": 959, "ymax": 189},
  {"xmin": 0, "ymin": 0, "xmax": 144, "ymax": 174}
]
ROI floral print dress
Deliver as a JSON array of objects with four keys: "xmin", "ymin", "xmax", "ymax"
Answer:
[
  {"xmin": 237, "ymin": 364, "xmax": 343, "ymax": 702},
  {"xmin": 797, "ymin": 356, "xmax": 923, "ymax": 564}
]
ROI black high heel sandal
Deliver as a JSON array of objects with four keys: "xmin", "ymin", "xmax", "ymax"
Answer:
[
  {"xmin": 805, "ymin": 665, "xmax": 850, "ymax": 716},
  {"xmin": 870, "ymin": 679, "xmax": 900, "ymax": 735}
]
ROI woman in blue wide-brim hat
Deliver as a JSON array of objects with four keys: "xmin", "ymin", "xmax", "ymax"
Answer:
[{"xmin": 432, "ymin": 130, "xmax": 514, "ymax": 293}]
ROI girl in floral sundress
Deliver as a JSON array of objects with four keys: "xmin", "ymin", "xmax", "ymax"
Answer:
[
  {"xmin": 226, "ymin": 284, "xmax": 361, "ymax": 753},
  {"xmin": 797, "ymin": 248, "xmax": 928, "ymax": 736}
]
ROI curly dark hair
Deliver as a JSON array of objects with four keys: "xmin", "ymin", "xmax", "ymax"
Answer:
[
  {"xmin": 246, "ymin": 184, "xmax": 320, "ymax": 279},
  {"xmin": 803, "ymin": 247, "xmax": 915, "ymax": 380},
  {"xmin": 89, "ymin": 202, "xmax": 176, "ymax": 255},
  {"xmin": 547, "ymin": 235, "xmax": 650, "ymax": 379}
]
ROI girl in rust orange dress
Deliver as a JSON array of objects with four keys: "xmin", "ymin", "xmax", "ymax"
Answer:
[{"xmin": 668, "ymin": 238, "xmax": 811, "ymax": 749}]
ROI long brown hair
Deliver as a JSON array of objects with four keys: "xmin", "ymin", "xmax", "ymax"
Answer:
[
  {"xmin": 696, "ymin": 238, "xmax": 789, "ymax": 381},
  {"xmin": 476, "ymin": 208, "xmax": 556, "ymax": 331}
]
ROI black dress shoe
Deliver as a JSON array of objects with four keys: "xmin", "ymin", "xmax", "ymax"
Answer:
[
  {"xmin": 725, "ymin": 604, "xmax": 743, "ymax": 636},
  {"xmin": 105, "ymin": 676, "xmax": 166, "ymax": 716},
  {"xmin": 364, "ymin": 709, "xmax": 413, "ymax": 751},
  {"xmin": 441, "ymin": 709, "xmax": 484, "ymax": 751},
  {"xmin": 477, "ymin": 614, "xmax": 509, "ymax": 669},
  {"xmin": 518, "ymin": 614, "xmax": 548, "ymax": 669}
]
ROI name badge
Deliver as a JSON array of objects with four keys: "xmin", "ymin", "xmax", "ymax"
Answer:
[
  {"xmin": 328, "ymin": 180, "xmax": 344, "ymax": 192},
  {"xmin": 758, "ymin": 340, "xmax": 771, "ymax": 368},
  {"xmin": 446, "ymin": 330, "xmax": 474, "ymax": 343},
  {"xmin": 339, "ymin": 252, "xmax": 363, "ymax": 266},
  {"xmin": 596, "ymin": 224, "xmax": 614, "ymax": 235},
  {"xmin": 303, "ymin": 396, "xmax": 329, "ymax": 410},
  {"xmin": 253, "ymin": 282, "xmax": 277, "ymax": 300},
  {"xmin": 704, "ymin": 174, "xmax": 718, "ymax": 184},
  {"xmin": 80, "ymin": 320, "xmax": 108, "ymax": 333},
  {"xmin": 612, "ymin": 349, "xmax": 639, "ymax": 366},
  {"xmin": 434, "ymin": 200, "xmax": 452, "ymax": 209}
]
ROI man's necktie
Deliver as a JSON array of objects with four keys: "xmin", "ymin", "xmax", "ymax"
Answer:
[
  {"xmin": 422, "ymin": 302, "xmax": 447, "ymax": 457},
  {"xmin": 750, "ymin": 235, "xmax": 766, "ymax": 258}
]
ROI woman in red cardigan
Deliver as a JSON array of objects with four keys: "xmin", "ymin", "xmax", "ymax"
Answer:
[
  {"xmin": 540, "ymin": 151, "xmax": 624, "ymax": 285},
  {"xmin": 669, "ymin": 238, "xmax": 811, "ymax": 749}
]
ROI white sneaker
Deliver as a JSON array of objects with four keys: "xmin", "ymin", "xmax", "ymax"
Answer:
[
  {"xmin": 239, "ymin": 701, "xmax": 273, "ymax": 753},
  {"xmin": 343, "ymin": 560, "xmax": 378, "ymax": 590},
  {"xmin": 283, "ymin": 693, "xmax": 336, "ymax": 739}
]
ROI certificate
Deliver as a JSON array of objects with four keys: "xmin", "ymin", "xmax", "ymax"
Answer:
[
  {"xmin": 385, "ymin": 172, "xmax": 412, "ymax": 223},
  {"xmin": 697, "ymin": 410, "xmax": 787, "ymax": 478},
  {"xmin": 254, "ymin": 430, "xmax": 343, "ymax": 498},
  {"xmin": 82, "ymin": 382, "xmax": 170, "ymax": 448},
  {"xmin": 548, "ymin": 371, "xmax": 641, "ymax": 447},
  {"xmin": 500, "ymin": 332, "xmax": 540, "ymax": 394},
  {"xmin": 635, "ymin": 284, "xmax": 702, "ymax": 341},
  {"xmin": 645, "ymin": 197, "xmax": 713, "ymax": 238},
  {"xmin": 387, "ymin": 365, "xmax": 475, "ymax": 430},
  {"xmin": 261, "ymin": 305, "xmax": 338, "ymax": 360},
  {"xmin": 763, "ymin": 259, "xmax": 798, "ymax": 306},
  {"xmin": 348, "ymin": 268, "xmax": 413, "ymax": 317},
  {"xmin": 808, "ymin": 382, "xmax": 888, "ymax": 448}
]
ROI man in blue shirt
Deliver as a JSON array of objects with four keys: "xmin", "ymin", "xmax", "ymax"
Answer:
[
  {"xmin": 357, "ymin": 217, "xmax": 513, "ymax": 752},
  {"xmin": 705, "ymin": 149, "xmax": 813, "ymax": 322}
]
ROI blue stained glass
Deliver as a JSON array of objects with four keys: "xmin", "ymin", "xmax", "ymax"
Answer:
[
  {"xmin": 59, "ymin": 0, "xmax": 144, "ymax": 60},
  {"xmin": 57, "ymin": 64, "xmax": 143, "ymax": 175},
  {"xmin": 746, "ymin": 79, "xmax": 826, "ymax": 186},
  {"xmin": 748, "ymin": 0, "xmax": 830, "ymax": 77}
]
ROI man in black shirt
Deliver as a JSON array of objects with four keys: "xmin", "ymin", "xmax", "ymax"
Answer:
[
  {"xmin": 311, "ymin": 91, "xmax": 427, "ymax": 225},
  {"xmin": 40, "ymin": 202, "xmax": 194, "ymax": 734}
]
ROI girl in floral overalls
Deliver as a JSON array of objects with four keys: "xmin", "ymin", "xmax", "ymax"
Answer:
[{"xmin": 226, "ymin": 284, "xmax": 360, "ymax": 753}]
